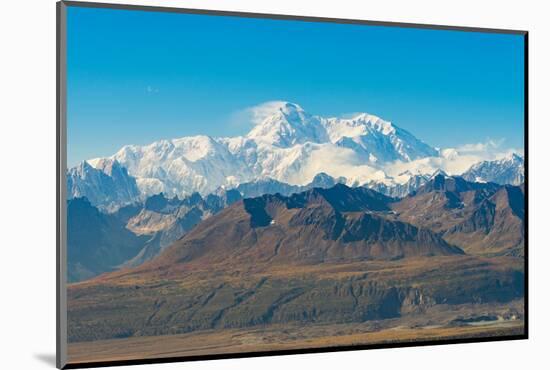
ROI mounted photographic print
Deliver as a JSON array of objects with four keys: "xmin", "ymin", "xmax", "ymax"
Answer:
[{"xmin": 56, "ymin": 1, "xmax": 528, "ymax": 368}]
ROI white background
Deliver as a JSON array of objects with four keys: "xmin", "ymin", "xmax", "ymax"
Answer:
[{"xmin": 1, "ymin": 0, "xmax": 548, "ymax": 369}]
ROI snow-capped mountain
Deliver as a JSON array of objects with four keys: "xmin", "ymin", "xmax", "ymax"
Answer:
[
  {"xmin": 461, "ymin": 153, "xmax": 524, "ymax": 185},
  {"xmin": 67, "ymin": 101, "xmax": 523, "ymax": 204},
  {"xmin": 67, "ymin": 159, "xmax": 140, "ymax": 210},
  {"xmin": 325, "ymin": 112, "xmax": 438, "ymax": 163},
  {"xmin": 246, "ymin": 102, "xmax": 329, "ymax": 147},
  {"xmin": 110, "ymin": 135, "xmax": 253, "ymax": 197},
  {"xmin": 365, "ymin": 173, "xmax": 430, "ymax": 198},
  {"xmin": 75, "ymin": 102, "xmax": 438, "ymax": 197}
]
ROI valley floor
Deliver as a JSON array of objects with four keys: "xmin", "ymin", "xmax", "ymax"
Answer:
[{"xmin": 68, "ymin": 301, "xmax": 524, "ymax": 365}]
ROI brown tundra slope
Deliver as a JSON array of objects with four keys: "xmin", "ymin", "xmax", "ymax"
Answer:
[
  {"xmin": 392, "ymin": 175, "xmax": 525, "ymax": 256},
  {"xmin": 143, "ymin": 185, "xmax": 462, "ymax": 272},
  {"xmin": 67, "ymin": 183, "xmax": 524, "ymax": 344}
]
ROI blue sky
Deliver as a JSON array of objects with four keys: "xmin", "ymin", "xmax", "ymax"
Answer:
[{"xmin": 67, "ymin": 6, "xmax": 525, "ymax": 166}]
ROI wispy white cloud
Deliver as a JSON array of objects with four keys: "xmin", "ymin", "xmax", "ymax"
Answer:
[
  {"xmin": 455, "ymin": 138, "xmax": 505, "ymax": 153},
  {"xmin": 248, "ymin": 101, "xmax": 290, "ymax": 125},
  {"xmin": 285, "ymin": 144, "xmax": 388, "ymax": 186},
  {"xmin": 145, "ymin": 85, "xmax": 159, "ymax": 94},
  {"xmin": 228, "ymin": 101, "xmax": 292, "ymax": 130},
  {"xmin": 385, "ymin": 139, "xmax": 523, "ymax": 183}
]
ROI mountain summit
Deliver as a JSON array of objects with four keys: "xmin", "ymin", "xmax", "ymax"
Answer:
[
  {"xmin": 246, "ymin": 102, "xmax": 329, "ymax": 147},
  {"xmin": 245, "ymin": 101, "xmax": 438, "ymax": 162}
]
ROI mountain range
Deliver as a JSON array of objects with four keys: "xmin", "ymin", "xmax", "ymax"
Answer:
[
  {"xmin": 146, "ymin": 184, "xmax": 463, "ymax": 273},
  {"xmin": 392, "ymin": 174, "xmax": 525, "ymax": 256},
  {"xmin": 67, "ymin": 101, "xmax": 523, "ymax": 210},
  {"xmin": 68, "ymin": 174, "xmax": 524, "ymax": 282},
  {"xmin": 67, "ymin": 176, "xmax": 524, "ymax": 344},
  {"xmin": 148, "ymin": 175, "xmax": 524, "ymax": 270},
  {"xmin": 100, "ymin": 100, "xmax": 437, "ymax": 196},
  {"xmin": 68, "ymin": 190, "xmax": 242, "ymax": 282},
  {"xmin": 462, "ymin": 153, "xmax": 524, "ymax": 185},
  {"xmin": 67, "ymin": 159, "xmax": 141, "ymax": 211}
]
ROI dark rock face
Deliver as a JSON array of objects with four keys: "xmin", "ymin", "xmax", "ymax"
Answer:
[
  {"xmin": 143, "ymin": 193, "xmax": 170, "ymax": 212},
  {"xmin": 204, "ymin": 189, "xmax": 242, "ymax": 213}
]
